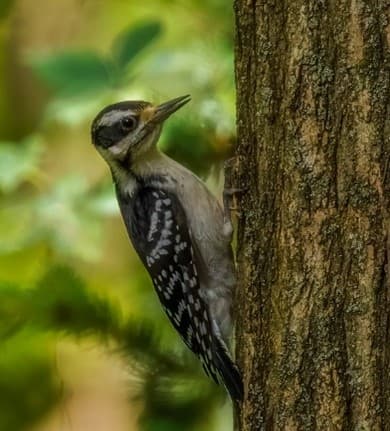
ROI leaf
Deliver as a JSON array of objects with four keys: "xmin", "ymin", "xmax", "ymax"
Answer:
[
  {"xmin": 83, "ymin": 181, "xmax": 118, "ymax": 216},
  {"xmin": 31, "ymin": 266, "xmax": 119, "ymax": 335},
  {"xmin": 28, "ymin": 51, "xmax": 110, "ymax": 96},
  {"xmin": 112, "ymin": 21, "xmax": 163, "ymax": 69},
  {"xmin": 0, "ymin": 332, "xmax": 59, "ymax": 431},
  {"xmin": 0, "ymin": 205, "xmax": 35, "ymax": 253},
  {"xmin": 35, "ymin": 174, "xmax": 106, "ymax": 261},
  {"xmin": 0, "ymin": 0, "xmax": 14, "ymax": 20},
  {"xmin": 142, "ymin": 419, "xmax": 184, "ymax": 431},
  {"xmin": 0, "ymin": 136, "xmax": 43, "ymax": 192}
]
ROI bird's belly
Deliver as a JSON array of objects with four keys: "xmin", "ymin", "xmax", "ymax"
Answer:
[{"xmin": 174, "ymin": 172, "xmax": 236, "ymax": 340}]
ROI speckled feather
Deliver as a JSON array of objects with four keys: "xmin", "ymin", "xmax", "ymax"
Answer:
[
  {"xmin": 116, "ymin": 183, "xmax": 242, "ymax": 398},
  {"xmin": 117, "ymin": 185, "xmax": 219, "ymax": 378}
]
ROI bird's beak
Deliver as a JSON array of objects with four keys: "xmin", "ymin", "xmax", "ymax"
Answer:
[
  {"xmin": 124, "ymin": 95, "xmax": 191, "ymax": 157},
  {"xmin": 152, "ymin": 95, "xmax": 191, "ymax": 124}
]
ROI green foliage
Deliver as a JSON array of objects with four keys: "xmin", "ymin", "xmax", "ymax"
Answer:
[
  {"xmin": 0, "ymin": 136, "xmax": 43, "ymax": 192},
  {"xmin": 28, "ymin": 20, "xmax": 163, "ymax": 96},
  {"xmin": 0, "ymin": 266, "xmax": 221, "ymax": 431},
  {"xmin": 29, "ymin": 52, "xmax": 110, "ymax": 96},
  {"xmin": 27, "ymin": 12, "xmax": 234, "ymax": 170},
  {"xmin": 140, "ymin": 376, "xmax": 220, "ymax": 431},
  {"xmin": 0, "ymin": 1, "xmax": 235, "ymax": 430},
  {"xmin": 0, "ymin": 332, "xmax": 59, "ymax": 431},
  {"xmin": 113, "ymin": 21, "xmax": 163, "ymax": 69},
  {"xmin": 0, "ymin": 171, "xmax": 116, "ymax": 260},
  {"xmin": 29, "ymin": 266, "xmax": 116, "ymax": 335},
  {"xmin": 161, "ymin": 118, "xmax": 221, "ymax": 177},
  {"xmin": 33, "ymin": 174, "xmax": 115, "ymax": 260},
  {"xmin": 0, "ymin": 0, "xmax": 13, "ymax": 20}
]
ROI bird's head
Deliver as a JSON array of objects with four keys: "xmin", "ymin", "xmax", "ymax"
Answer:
[{"xmin": 91, "ymin": 95, "xmax": 190, "ymax": 168}]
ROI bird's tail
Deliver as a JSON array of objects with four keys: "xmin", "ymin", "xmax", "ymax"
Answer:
[{"xmin": 213, "ymin": 337, "xmax": 243, "ymax": 401}]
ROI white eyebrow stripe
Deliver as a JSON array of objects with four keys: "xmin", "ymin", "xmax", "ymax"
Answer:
[{"xmin": 98, "ymin": 110, "xmax": 136, "ymax": 127}]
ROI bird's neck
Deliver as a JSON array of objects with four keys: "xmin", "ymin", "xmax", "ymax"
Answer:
[
  {"xmin": 130, "ymin": 146, "xmax": 165, "ymax": 174},
  {"xmin": 111, "ymin": 146, "xmax": 170, "ymax": 198}
]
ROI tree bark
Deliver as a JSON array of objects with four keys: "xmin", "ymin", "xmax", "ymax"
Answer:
[{"xmin": 232, "ymin": 0, "xmax": 389, "ymax": 429}]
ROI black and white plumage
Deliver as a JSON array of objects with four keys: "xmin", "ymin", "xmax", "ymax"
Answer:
[{"xmin": 91, "ymin": 95, "xmax": 243, "ymax": 401}]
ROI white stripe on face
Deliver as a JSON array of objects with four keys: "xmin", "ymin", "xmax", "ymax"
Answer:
[{"xmin": 98, "ymin": 110, "xmax": 136, "ymax": 127}]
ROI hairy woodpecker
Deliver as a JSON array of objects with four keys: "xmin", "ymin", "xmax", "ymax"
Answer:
[{"xmin": 91, "ymin": 95, "xmax": 243, "ymax": 401}]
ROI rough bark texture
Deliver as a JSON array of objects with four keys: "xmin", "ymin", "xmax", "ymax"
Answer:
[{"xmin": 232, "ymin": 0, "xmax": 389, "ymax": 429}]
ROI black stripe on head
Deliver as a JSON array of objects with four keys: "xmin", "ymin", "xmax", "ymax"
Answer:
[{"xmin": 91, "ymin": 101, "xmax": 152, "ymax": 148}]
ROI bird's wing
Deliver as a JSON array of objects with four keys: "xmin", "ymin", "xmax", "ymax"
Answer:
[{"xmin": 117, "ymin": 185, "xmax": 242, "ymax": 400}]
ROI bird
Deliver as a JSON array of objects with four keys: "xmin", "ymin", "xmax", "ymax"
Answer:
[{"xmin": 91, "ymin": 95, "xmax": 243, "ymax": 401}]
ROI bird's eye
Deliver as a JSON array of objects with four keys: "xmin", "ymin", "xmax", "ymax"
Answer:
[{"xmin": 120, "ymin": 116, "xmax": 137, "ymax": 132}]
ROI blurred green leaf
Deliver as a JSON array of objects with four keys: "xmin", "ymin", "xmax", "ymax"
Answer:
[
  {"xmin": 142, "ymin": 418, "xmax": 183, "ymax": 431},
  {"xmin": 0, "ymin": 283, "xmax": 25, "ymax": 337},
  {"xmin": 35, "ymin": 174, "xmax": 106, "ymax": 261},
  {"xmin": 0, "ymin": 267, "xmax": 120, "ymax": 341},
  {"xmin": 0, "ymin": 204, "xmax": 35, "ymax": 253},
  {"xmin": 139, "ymin": 371, "xmax": 220, "ymax": 431},
  {"xmin": 112, "ymin": 20, "xmax": 163, "ymax": 69},
  {"xmin": 28, "ymin": 51, "xmax": 110, "ymax": 96},
  {"xmin": 84, "ymin": 181, "xmax": 118, "ymax": 216},
  {"xmin": 0, "ymin": 266, "xmax": 191, "ymax": 379},
  {"xmin": 0, "ymin": 245, "xmax": 48, "ymax": 285},
  {"xmin": 0, "ymin": 136, "xmax": 42, "ymax": 192},
  {"xmin": 0, "ymin": 332, "xmax": 59, "ymax": 431},
  {"xmin": 31, "ymin": 266, "xmax": 118, "ymax": 335},
  {"xmin": 1, "ymin": 2, "xmax": 236, "ymax": 429},
  {"xmin": 0, "ymin": 0, "xmax": 14, "ymax": 20},
  {"xmin": 160, "ymin": 119, "xmax": 217, "ymax": 177}
]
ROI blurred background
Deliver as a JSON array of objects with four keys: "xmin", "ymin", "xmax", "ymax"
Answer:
[{"xmin": 0, "ymin": 0, "xmax": 236, "ymax": 430}]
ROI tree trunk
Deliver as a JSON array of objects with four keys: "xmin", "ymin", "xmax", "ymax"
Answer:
[{"xmin": 231, "ymin": 0, "xmax": 389, "ymax": 429}]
